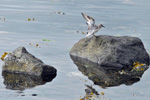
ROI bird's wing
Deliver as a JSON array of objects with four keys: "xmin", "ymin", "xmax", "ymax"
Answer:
[{"xmin": 81, "ymin": 13, "xmax": 95, "ymax": 27}]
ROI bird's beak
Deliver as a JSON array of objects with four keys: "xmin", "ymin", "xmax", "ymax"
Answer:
[{"xmin": 102, "ymin": 25, "xmax": 105, "ymax": 28}]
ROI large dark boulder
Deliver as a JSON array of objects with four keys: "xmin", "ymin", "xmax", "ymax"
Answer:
[
  {"xmin": 2, "ymin": 47, "xmax": 57, "ymax": 76},
  {"xmin": 70, "ymin": 35, "xmax": 149, "ymax": 69}
]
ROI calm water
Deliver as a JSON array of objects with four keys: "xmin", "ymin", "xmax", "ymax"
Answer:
[{"xmin": 0, "ymin": 0, "xmax": 150, "ymax": 100}]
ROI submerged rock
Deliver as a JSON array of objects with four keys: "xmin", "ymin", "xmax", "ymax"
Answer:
[
  {"xmin": 2, "ymin": 47, "xmax": 57, "ymax": 76},
  {"xmin": 70, "ymin": 55, "xmax": 149, "ymax": 88},
  {"xmin": 70, "ymin": 35, "xmax": 149, "ymax": 69}
]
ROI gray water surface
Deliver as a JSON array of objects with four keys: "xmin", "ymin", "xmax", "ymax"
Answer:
[{"xmin": 0, "ymin": 0, "xmax": 150, "ymax": 100}]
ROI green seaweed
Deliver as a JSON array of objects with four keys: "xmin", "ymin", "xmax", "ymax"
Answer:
[
  {"xmin": 42, "ymin": 39, "xmax": 52, "ymax": 41},
  {"xmin": 85, "ymin": 65, "xmax": 89, "ymax": 68}
]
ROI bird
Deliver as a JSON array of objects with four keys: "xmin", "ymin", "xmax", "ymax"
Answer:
[{"xmin": 81, "ymin": 12, "xmax": 105, "ymax": 37}]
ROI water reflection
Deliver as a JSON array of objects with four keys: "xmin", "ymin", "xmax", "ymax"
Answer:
[
  {"xmin": 70, "ymin": 55, "xmax": 149, "ymax": 88},
  {"xmin": 2, "ymin": 72, "xmax": 56, "ymax": 90}
]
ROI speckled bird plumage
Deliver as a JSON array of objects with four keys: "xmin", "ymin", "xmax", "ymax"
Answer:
[{"xmin": 81, "ymin": 13, "xmax": 105, "ymax": 37}]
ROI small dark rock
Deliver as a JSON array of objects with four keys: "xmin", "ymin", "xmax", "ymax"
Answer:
[{"xmin": 32, "ymin": 94, "xmax": 37, "ymax": 96}]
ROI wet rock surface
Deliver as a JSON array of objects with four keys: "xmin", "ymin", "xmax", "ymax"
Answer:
[
  {"xmin": 70, "ymin": 35, "xmax": 150, "ymax": 69},
  {"xmin": 70, "ymin": 55, "xmax": 149, "ymax": 88},
  {"xmin": 2, "ymin": 47, "xmax": 57, "ymax": 76}
]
